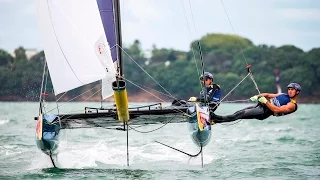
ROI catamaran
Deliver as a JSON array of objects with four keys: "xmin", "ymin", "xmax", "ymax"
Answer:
[{"xmin": 34, "ymin": 0, "xmax": 212, "ymax": 168}]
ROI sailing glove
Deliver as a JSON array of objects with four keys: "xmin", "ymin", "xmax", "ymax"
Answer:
[
  {"xmin": 188, "ymin": 97, "xmax": 197, "ymax": 102},
  {"xmin": 258, "ymin": 96, "xmax": 268, "ymax": 104},
  {"xmin": 249, "ymin": 95, "xmax": 259, "ymax": 102}
]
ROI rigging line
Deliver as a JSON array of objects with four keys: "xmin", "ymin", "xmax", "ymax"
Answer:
[
  {"xmin": 53, "ymin": 77, "xmax": 115, "ymax": 114},
  {"xmin": 44, "ymin": 68, "xmax": 49, "ymax": 99},
  {"xmin": 118, "ymin": 45, "xmax": 178, "ymax": 101},
  {"xmin": 180, "ymin": 0, "xmax": 201, "ymax": 82},
  {"xmin": 220, "ymin": 0, "xmax": 248, "ymax": 66},
  {"xmin": 52, "ymin": 89, "xmax": 60, "ymax": 115},
  {"xmin": 198, "ymin": 41, "xmax": 207, "ymax": 104},
  {"xmin": 128, "ymin": 114, "xmax": 178, "ymax": 133},
  {"xmin": 123, "ymin": 77, "xmax": 187, "ymax": 115},
  {"xmin": 39, "ymin": 58, "xmax": 47, "ymax": 115},
  {"xmin": 220, "ymin": 0, "xmax": 261, "ymax": 94},
  {"xmin": 186, "ymin": 0, "xmax": 205, "ymax": 86},
  {"xmin": 43, "ymin": 67, "xmax": 50, "ymax": 114},
  {"xmin": 45, "ymin": 83, "xmax": 102, "ymax": 114},
  {"xmin": 186, "ymin": 0, "xmax": 212, "ymax": 93},
  {"xmin": 83, "ymin": 120, "xmax": 127, "ymax": 131},
  {"xmin": 220, "ymin": 119, "xmax": 243, "ymax": 126},
  {"xmin": 46, "ymin": 0, "xmax": 84, "ymax": 84},
  {"xmin": 212, "ymin": 72, "xmax": 251, "ymax": 110},
  {"xmin": 123, "ymin": 76, "xmax": 202, "ymax": 117},
  {"xmin": 187, "ymin": 0, "xmax": 197, "ymax": 32},
  {"xmin": 67, "ymin": 121, "xmax": 128, "ymax": 131},
  {"xmin": 56, "ymin": 91, "xmax": 68, "ymax": 102},
  {"xmin": 124, "ymin": 79, "xmax": 174, "ymax": 100},
  {"xmin": 65, "ymin": 116, "xmax": 181, "ymax": 131},
  {"xmin": 250, "ymin": 73, "xmax": 261, "ymax": 94},
  {"xmin": 222, "ymin": 99, "xmax": 249, "ymax": 103},
  {"xmin": 123, "ymin": 78, "xmax": 166, "ymax": 101}
]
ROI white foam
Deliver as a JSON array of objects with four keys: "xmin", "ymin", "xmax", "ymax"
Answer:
[
  {"xmin": 0, "ymin": 119, "xmax": 9, "ymax": 125},
  {"xmin": 29, "ymin": 138, "xmax": 217, "ymax": 169}
]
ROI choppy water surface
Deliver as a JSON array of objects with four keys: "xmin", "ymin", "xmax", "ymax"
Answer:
[{"xmin": 0, "ymin": 102, "xmax": 319, "ymax": 179}]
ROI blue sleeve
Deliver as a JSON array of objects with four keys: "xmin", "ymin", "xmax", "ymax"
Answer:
[{"xmin": 211, "ymin": 89, "xmax": 221, "ymax": 102}]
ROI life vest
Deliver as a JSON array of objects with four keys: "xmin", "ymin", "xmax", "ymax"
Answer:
[
  {"xmin": 270, "ymin": 93, "xmax": 298, "ymax": 116},
  {"xmin": 200, "ymin": 84, "xmax": 221, "ymax": 102}
]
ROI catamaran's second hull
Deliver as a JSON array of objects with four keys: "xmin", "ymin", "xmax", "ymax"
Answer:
[
  {"xmin": 186, "ymin": 104, "xmax": 212, "ymax": 147},
  {"xmin": 36, "ymin": 114, "xmax": 61, "ymax": 155}
]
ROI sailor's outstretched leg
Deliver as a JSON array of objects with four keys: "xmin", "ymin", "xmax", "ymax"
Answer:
[{"xmin": 210, "ymin": 103, "xmax": 272, "ymax": 123}]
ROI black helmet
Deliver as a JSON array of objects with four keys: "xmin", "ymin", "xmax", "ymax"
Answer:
[
  {"xmin": 199, "ymin": 72, "xmax": 213, "ymax": 80},
  {"xmin": 287, "ymin": 82, "xmax": 301, "ymax": 92}
]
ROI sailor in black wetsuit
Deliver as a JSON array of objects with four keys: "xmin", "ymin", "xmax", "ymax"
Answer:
[
  {"xmin": 211, "ymin": 82, "xmax": 301, "ymax": 124},
  {"xmin": 188, "ymin": 72, "xmax": 222, "ymax": 112}
]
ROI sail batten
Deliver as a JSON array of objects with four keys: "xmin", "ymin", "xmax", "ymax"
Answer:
[{"xmin": 36, "ymin": 0, "xmax": 116, "ymax": 95}]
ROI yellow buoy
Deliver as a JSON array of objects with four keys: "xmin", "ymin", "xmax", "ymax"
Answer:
[{"xmin": 112, "ymin": 80, "xmax": 130, "ymax": 122}]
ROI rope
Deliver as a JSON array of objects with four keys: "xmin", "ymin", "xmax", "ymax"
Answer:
[
  {"xmin": 222, "ymin": 100, "xmax": 249, "ymax": 103},
  {"xmin": 180, "ymin": 0, "xmax": 202, "ymax": 88},
  {"xmin": 220, "ymin": 0, "xmax": 261, "ymax": 95},
  {"xmin": 123, "ymin": 77, "xmax": 172, "ymax": 101},
  {"xmin": 128, "ymin": 114, "xmax": 181, "ymax": 133},
  {"xmin": 220, "ymin": 119, "xmax": 243, "ymax": 126},
  {"xmin": 220, "ymin": 0, "xmax": 248, "ymax": 65},
  {"xmin": 45, "ymin": 82, "xmax": 104, "ymax": 114},
  {"xmin": 197, "ymin": 41, "xmax": 206, "ymax": 101},
  {"xmin": 249, "ymin": 73, "xmax": 261, "ymax": 94},
  {"xmin": 212, "ymin": 73, "xmax": 251, "ymax": 109},
  {"xmin": 117, "ymin": 45, "xmax": 194, "ymax": 112},
  {"xmin": 118, "ymin": 45, "xmax": 179, "ymax": 100},
  {"xmin": 121, "ymin": 78, "xmax": 187, "ymax": 115},
  {"xmin": 42, "ymin": 67, "xmax": 49, "ymax": 114},
  {"xmin": 38, "ymin": 58, "xmax": 47, "ymax": 115},
  {"xmin": 126, "ymin": 81, "xmax": 175, "ymax": 99}
]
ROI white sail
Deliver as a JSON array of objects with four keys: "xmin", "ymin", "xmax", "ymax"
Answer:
[
  {"xmin": 94, "ymin": 35, "xmax": 117, "ymax": 99},
  {"xmin": 101, "ymin": 76, "xmax": 115, "ymax": 99},
  {"xmin": 36, "ymin": 0, "xmax": 116, "ymax": 95}
]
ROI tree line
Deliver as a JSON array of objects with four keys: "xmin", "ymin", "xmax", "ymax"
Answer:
[{"xmin": 0, "ymin": 33, "xmax": 319, "ymax": 102}]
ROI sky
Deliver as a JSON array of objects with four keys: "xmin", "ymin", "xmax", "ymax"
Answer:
[{"xmin": 0, "ymin": 0, "xmax": 319, "ymax": 54}]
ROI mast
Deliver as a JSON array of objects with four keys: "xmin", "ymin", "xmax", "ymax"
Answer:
[{"xmin": 113, "ymin": 0, "xmax": 124, "ymax": 77}]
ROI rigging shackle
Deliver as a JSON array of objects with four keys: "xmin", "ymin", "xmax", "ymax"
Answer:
[{"xmin": 246, "ymin": 64, "xmax": 252, "ymax": 74}]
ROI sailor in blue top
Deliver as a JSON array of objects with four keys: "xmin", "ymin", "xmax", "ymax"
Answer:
[
  {"xmin": 211, "ymin": 82, "xmax": 301, "ymax": 124},
  {"xmin": 188, "ymin": 72, "xmax": 222, "ymax": 112}
]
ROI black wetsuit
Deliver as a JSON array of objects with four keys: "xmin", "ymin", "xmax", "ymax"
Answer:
[
  {"xmin": 211, "ymin": 103, "xmax": 273, "ymax": 123},
  {"xmin": 212, "ymin": 93, "xmax": 298, "ymax": 123},
  {"xmin": 199, "ymin": 84, "xmax": 221, "ymax": 112}
]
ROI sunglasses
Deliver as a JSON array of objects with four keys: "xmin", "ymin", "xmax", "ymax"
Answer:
[{"xmin": 199, "ymin": 77, "xmax": 210, "ymax": 81}]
